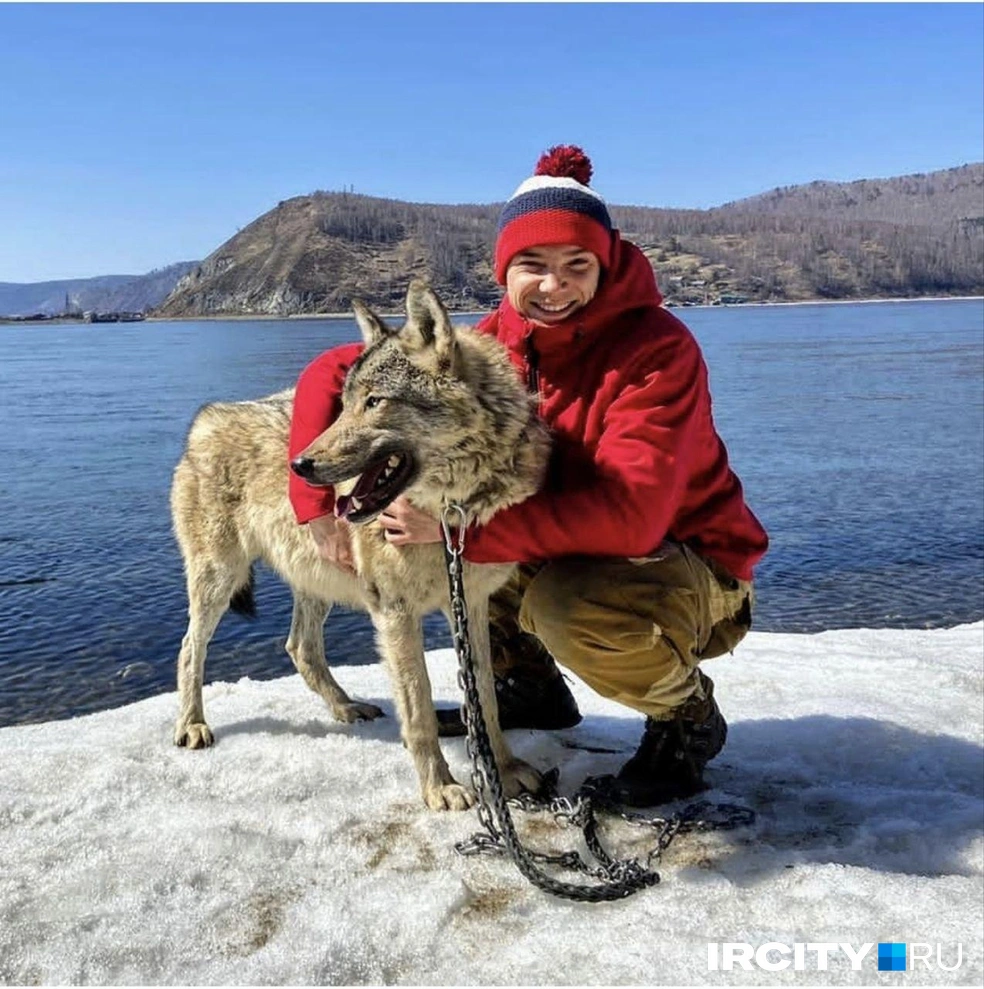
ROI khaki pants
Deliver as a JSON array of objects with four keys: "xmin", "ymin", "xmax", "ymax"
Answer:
[{"xmin": 489, "ymin": 542, "xmax": 754, "ymax": 721}]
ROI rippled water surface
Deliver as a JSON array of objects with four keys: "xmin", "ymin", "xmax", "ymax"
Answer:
[{"xmin": 1, "ymin": 300, "xmax": 982, "ymax": 726}]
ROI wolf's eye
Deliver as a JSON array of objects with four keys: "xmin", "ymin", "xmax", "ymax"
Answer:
[{"xmin": 364, "ymin": 395, "xmax": 383, "ymax": 409}]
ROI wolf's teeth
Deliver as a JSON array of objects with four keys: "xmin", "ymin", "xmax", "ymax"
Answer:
[
  {"xmin": 350, "ymin": 496, "xmax": 363, "ymax": 511},
  {"xmin": 387, "ymin": 455, "xmax": 400, "ymax": 468},
  {"xmin": 334, "ymin": 475, "xmax": 360, "ymax": 497}
]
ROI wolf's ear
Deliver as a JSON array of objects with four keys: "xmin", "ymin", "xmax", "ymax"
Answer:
[
  {"xmin": 352, "ymin": 299, "xmax": 392, "ymax": 346},
  {"xmin": 403, "ymin": 279, "xmax": 456, "ymax": 371}
]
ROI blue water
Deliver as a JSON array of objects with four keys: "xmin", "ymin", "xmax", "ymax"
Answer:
[{"xmin": 1, "ymin": 300, "xmax": 981, "ymax": 727}]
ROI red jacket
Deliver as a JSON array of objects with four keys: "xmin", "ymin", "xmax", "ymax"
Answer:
[
  {"xmin": 288, "ymin": 234, "xmax": 768, "ymax": 581},
  {"xmin": 287, "ymin": 340, "xmax": 364, "ymax": 523}
]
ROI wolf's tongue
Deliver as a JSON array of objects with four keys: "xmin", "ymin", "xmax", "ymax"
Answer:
[
  {"xmin": 352, "ymin": 460, "xmax": 389, "ymax": 500},
  {"xmin": 333, "ymin": 461, "xmax": 390, "ymax": 519}
]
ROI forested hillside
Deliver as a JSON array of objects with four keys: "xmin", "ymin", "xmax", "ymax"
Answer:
[
  {"xmin": 155, "ymin": 163, "xmax": 984, "ymax": 316},
  {"xmin": 718, "ymin": 163, "xmax": 982, "ymax": 226}
]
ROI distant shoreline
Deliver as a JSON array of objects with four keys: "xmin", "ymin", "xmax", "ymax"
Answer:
[
  {"xmin": 145, "ymin": 309, "xmax": 497, "ymax": 322},
  {"xmin": 147, "ymin": 294, "xmax": 984, "ymax": 322},
  {"xmin": 707, "ymin": 294, "xmax": 984, "ymax": 311},
  {"xmin": 2, "ymin": 296, "xmax": 981, "ymax": 326},
  {"xmin": 146, "ymin": 295, "xmax": 984, "ymax": 322}
]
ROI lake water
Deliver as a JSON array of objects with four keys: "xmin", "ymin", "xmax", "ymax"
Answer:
[{"xmin": 1, "ymin": 300, "xmax": 982, "ymax": 727}]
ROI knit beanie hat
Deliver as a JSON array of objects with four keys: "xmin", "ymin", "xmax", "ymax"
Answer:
[{"xmin": 494, "ymin": 145, "xmax": 614, "ymax": 284}]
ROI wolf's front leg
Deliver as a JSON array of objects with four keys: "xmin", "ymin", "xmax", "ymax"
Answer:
[
  {"xmin": 467, "ymin": 597, "xmax": 543, "ymax": 798},
  {"xmin": 371, "ymin": 607, "xmax": 474, "ymax": 811}
]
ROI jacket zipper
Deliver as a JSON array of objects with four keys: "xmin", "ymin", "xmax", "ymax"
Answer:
[{"xmin": 525, "ymin": 335, "xmax": 541, "ymax": 402}]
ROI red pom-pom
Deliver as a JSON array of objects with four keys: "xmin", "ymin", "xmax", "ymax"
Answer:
[{"xmin": 534, "ymin": 145, "xmax": 593, "ymax": 186}]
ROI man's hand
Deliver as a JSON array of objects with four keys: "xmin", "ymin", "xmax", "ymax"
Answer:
[
  {"xmin": 307, "ymin": 513, "xmax": 355, "ymax": 574},
  {"xmin": 379, "ymin": 496, "xmax": 442, "ymax": 546}
]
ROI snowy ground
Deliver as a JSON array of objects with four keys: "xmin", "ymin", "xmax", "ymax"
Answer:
[{"xmin": 1, "ymin": 624, "xmax": 981, "ymax": 986}]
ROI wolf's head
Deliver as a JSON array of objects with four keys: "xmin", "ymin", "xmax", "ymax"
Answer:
[{"xmin": 290, "ymin": 280, "xmax": 547, "ymax": 526}]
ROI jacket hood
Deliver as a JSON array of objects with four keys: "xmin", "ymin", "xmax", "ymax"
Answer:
[{"xmin": 493, "ymin": 232, "xmax": 663, "ymax": 357}]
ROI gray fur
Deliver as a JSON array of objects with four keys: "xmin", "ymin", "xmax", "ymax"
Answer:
[{"xmin": 171, "ymin": 280, "xmax": 551, "ymax": 810}]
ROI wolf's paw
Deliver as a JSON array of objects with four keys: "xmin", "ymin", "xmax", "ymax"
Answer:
[
  {"xmin": 334, "ymin": 701, "xmax": 385, "ymax": 723},
  {"xmin": 423, "ymin": 782, "xmax": 476, "ymax": 812},
  {"xmin": 174, "ymin": 722, "xmax": 214, "ymax": 749},
  {"xmin": 501, "ymin": 758, "xmax": 543, "ymax": 799}
]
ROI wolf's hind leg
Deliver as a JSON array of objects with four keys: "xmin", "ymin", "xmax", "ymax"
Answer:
[
  {"xmin": 286, "ymin": 593, "xmax": 384, "ymax": 722},
  {"xmin": 373, "ymin": 608, "xmax": 473, "ymax": 811},
  {"xmin": 174, "ymin": 562, "xmax": 245, "ymax": 749}
]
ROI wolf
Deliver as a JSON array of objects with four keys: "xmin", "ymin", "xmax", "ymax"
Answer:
[{"xmin": 171, "ymin": 281, "xmax": 550, "ymax": 810}]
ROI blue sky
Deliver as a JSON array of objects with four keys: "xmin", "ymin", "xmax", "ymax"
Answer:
[{"xmin": 1, "ymin": 2, "xmax": 982, "ymax": 282}]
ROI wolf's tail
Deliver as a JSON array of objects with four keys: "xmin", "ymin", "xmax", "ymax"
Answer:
[{"xmin": 229, "ymin": 567, "xmax": 257, "ymax": 618}]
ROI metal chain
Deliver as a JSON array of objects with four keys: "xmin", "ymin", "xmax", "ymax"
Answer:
[
  {"xmin": 440, "ymin": 504, "xmax": 655, "ymax": 900},
  {"xmin": 507, "ymin": 783, "xmax": 756, "ymax": 871},
  {"xmin": 439, "ymin": 502, "xmax": 755, "ymax": 902}
]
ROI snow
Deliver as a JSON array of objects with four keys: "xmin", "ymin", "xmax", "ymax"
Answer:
[{"xmin": 1, "ymin": 624, "xmax": 982, "ymax": 986}]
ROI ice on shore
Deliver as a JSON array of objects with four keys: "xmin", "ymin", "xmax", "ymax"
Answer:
[{"xmin": 1, "ymin": 624, "xmax": 982, "ymax": 985}]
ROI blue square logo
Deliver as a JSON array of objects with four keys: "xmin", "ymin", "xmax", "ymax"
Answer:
[{"xmin": 878, "ymin": 942, "xmax": 907, "ymax": 972}]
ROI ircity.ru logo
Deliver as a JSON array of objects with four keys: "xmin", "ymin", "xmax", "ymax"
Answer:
[{"xmin": 706, "ymin": 941, "xmax": 963, "ymax": 973}]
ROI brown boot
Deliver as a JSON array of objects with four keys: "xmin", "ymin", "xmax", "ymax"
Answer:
[
  {"xmin": 608, "ymin": 672, "xmax": 727, "ymax": 807},
  {"xmin": 436, "ymin": 627, "xmax": 581, "ymax": 736}
]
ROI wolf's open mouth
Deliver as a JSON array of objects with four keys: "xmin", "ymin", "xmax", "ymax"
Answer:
[{"xmin": 333, "ymin": 451, "xmax": 417, "ymax": 523}]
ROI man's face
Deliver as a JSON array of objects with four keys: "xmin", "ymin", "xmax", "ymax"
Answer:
[{"xmin": 505, "ymin": 244, "xmax": 601, "ymax": 326}]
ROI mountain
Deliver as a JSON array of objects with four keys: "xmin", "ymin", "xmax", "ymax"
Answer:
[
  {"xmin": 165, "ymin": 164, "xmax": 984, "ymax": 315},
  {"xmin": 0, "ymin": 262, "xmax": 198, "ymax": 317},
  {"xmin": 157, "ymin": 196, "xmax": 503, "ymax": 317},
  {"xmin": 718, "ymin": 163, "xmax": 983, "ymax": 227},
  {"xmin": 615, "ymin": 163, "xmax": 984, "ymax": 304}
]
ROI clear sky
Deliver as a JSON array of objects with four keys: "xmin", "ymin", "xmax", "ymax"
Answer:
[{"xmin": 1, "ymin": 2, "xmax": 982, "ymax": 282}]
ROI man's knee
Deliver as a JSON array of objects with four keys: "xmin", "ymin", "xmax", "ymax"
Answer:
[{"xmin": 519, "ymin": 560, "xmax": 670, "ymax": 668}]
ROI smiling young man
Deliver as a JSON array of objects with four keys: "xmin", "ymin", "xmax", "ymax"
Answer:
[{"xmin": 289, "ymin": 146, "xmax": 768, "ymax": 806}]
